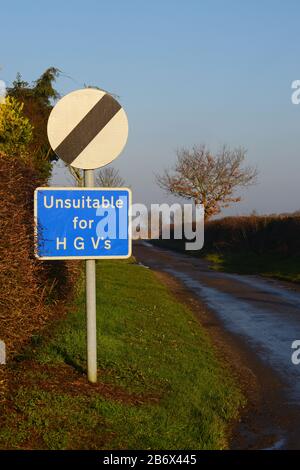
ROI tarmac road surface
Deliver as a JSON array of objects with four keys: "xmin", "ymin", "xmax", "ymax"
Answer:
[{"xmin": 133, "ymin": 241, "xmax": 300, "ymax": 449}]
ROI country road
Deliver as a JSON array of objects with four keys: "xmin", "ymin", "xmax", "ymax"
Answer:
[{"xmin": 133, "ymin": 241, "xmax": 300, "ymax": 450}]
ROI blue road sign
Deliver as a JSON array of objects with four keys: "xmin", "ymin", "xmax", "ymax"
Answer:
[{"xmin": 34, "ymin": 187, "xmax": 131, "ymax": 259}]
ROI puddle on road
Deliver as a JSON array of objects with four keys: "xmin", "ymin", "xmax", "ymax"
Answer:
[
  {"xmin": 209, "ymin": 271, "xmax": 300, "ymax": 308},
  {"xmin": 165, "ymin": 268, "xmax": 300, "ymax": 404}
]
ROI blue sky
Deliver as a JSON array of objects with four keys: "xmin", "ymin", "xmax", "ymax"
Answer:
[{"xmin": 1, "ymin": 0, "xmax": 300, "ymax": 215}]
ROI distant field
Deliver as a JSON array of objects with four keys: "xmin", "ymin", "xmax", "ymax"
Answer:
[{"xmin": 0, "ymin": 258, "xmax": 243, "ymax": 450}]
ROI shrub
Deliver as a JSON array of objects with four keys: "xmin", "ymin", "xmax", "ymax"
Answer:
[{"xmin": 0, "ymin": 153, "xmax": 80, "ymax": 357}]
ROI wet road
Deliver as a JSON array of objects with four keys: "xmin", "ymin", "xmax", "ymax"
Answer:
[{"xmin": 134, "ymin": 241, "xmax": 300, "ymax": 449}]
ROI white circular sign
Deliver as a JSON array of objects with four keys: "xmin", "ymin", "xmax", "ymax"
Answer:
[{"xmin": 47, "ymin": 88, "xmax": 128, "ymax": 170}]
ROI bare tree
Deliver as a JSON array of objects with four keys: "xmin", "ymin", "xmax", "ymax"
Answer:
[
  {"xmin": 96, "ymin": 166, "xmax": 125, "ymax": 187},
  {"xmin": 66, "ymin": 165, "xmax": 84, "ymax": 186},
  {"xmin": 157, "ymin": 145, "xmax": 257, "ymax": 219}
]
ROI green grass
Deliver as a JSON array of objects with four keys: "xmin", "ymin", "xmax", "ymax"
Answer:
[
  {"xmin": 205, "ymin": 252, "xmax": 300, "ymax": 283},
  {"xmin": 153, "ymin": 238, "xmax": 300, "ymax": 283},
  {"xmin": 0, "ymin": 258, "xmax": 244, "ymax": 450}
]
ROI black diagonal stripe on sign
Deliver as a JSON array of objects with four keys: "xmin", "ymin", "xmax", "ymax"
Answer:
[{"xmin": 54, "ymin": 94, "xmax": 122, "ymax": 164}]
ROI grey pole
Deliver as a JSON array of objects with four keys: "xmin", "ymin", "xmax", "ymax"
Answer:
[{"xmin": 84, "ymin": 169, "xmax": 97, "ymax": 383}]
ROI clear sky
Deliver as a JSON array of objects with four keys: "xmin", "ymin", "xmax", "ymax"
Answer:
[{"xmin": 1, "ymin": 0, "xmax": 300, "ymax": 216}]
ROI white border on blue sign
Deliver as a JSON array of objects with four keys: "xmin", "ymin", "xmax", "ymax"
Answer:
[{"xmin": 34, "ymin": 186, "xmax": 132, "ymax": 260}]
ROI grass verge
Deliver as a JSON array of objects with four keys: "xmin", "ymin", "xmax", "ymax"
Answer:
[
  {"xmin": 0, "ymin": 258, "xmax": 244, "ymax": 450},
  {"xmin": 205, "ymin": 252, "xmax": 300, "ymax": 283}
]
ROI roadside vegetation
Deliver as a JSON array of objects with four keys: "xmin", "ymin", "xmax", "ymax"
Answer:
[
  {"xmin": 205, "ymin": 251, "xmax": 300, "ymax": 283},
  {"xmin": 0, "ymin": 259, "xmax": 244, "ymax": 450},
  {"xmin": 0, "ymin": 153, "xmax": 79, "ymax": 355},
  {"xmin": 0, "ymin": 69, "xmax": 80, "ymax": 357},
  {"xmin": 154, "ymin": 145, "xmax": 299, "ymax": 283},
  {"xmin": 153, "ymin": 215, "xmax": 300, "ymax": 283}
]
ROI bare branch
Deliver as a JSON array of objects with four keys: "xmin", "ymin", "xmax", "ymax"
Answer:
[{"xmin": 96, "ymin": 166, "xmax": 125, "ymax": 187}]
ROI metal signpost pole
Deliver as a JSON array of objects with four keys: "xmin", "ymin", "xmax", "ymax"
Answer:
[
  {"xmin": 84, "ymin": 169, "xmax": 97, "ymax": 383},
  {"xmin": 44, "ymin": 88, "xmax": 129, "ymax": 384}
]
